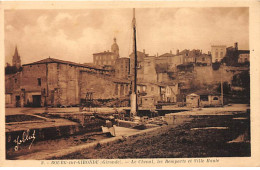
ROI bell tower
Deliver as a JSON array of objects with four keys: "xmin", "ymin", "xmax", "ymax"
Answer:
[
  {"xmin": 12, "ymin": 45, "xmax": 21, "ymax": 68},
  {"xmin": 111, "ymin": 37, "xmax": 119, "ymax": 58}
]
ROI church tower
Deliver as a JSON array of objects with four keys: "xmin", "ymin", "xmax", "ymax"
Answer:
[
  {"xmin": 111, "ymin": 37, "xmax": 119, "ymax": 58},
  {"xmin": 12, "ymin": 46, "xmax": 21, "ymax": 68}
]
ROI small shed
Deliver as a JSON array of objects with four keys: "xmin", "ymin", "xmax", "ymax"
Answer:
[
  {"xmin": 196, "ymin": 90, "xmax": 222, "ymax": 107},
  {"xmin": 186, "ymin": 93, "xmax": 200, "ymax": 108},
  {"xmin": 141, "ymin": 96, "xmax": 156, "ymax": 110}
]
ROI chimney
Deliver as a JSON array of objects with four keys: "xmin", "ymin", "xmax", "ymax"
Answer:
[
  {"xmin": 234, "ymin": 42, "xmax": 238, "ymax": 50},
  {"xmin": 176, "ymin": 49, "xmax": 179, "ymax": 55},
  {"xmin": 157, "ymin": 53, "xmax": 158, "ymax": 57},
  {"xmin": 143, "ymin": 49, "xmax": 145, "ymax": 54},
  {"xmin": 170, "ymin": 50, "xmax": 172, "ymax": 54}
]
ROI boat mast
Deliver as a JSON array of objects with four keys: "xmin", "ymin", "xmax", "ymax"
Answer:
[{"xmin": 130, "ymin": 8, "xmax": 138, "ymax": 117}]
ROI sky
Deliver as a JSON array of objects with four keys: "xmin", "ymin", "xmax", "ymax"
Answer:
[{"xmin": 4, "ymin": 7, "xmax": 249, "ymax": 65}]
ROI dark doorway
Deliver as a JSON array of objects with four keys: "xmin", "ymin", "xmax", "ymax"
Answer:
[
  {"xmin": 15, "ymin": 96, "xmax": 20, "ymax": 107},
  {"xmin": 32, "ymin": 95, "xmax": 41, "ymax": 107}
]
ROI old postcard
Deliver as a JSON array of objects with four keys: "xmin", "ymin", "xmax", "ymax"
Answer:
[{"xmin": 0, "ymin": 0, "xmax": 259, "ymax": 167}]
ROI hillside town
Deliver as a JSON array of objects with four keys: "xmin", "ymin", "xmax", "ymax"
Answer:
[
  {"xmin": 5, "ymin": 41, "xmax": 250, "ymax": 109},
  {"xmin": 4, "ymin": 8, "xmax": 251, "ymax": 160}
]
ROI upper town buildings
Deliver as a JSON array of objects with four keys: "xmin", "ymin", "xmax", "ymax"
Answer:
[
  {"xmin": 211, "ymin": 42, "xmax": 250, "ymax": 65},
  {"xmin": 5, "ymin": 39, "xmax": 250, "ymax": 108},
  {"xmin": 211, "ymin": 45, "xmax": 227, "ymax": 63},
  {"xmin": 238, "ymin": 53, "xmax": 250, "ymax": 63},
  {"xmin": 93, "ymin": 38, "xmax": 120, "ymax": 67}
]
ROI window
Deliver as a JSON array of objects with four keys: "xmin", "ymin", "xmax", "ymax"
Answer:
[
  {"xmin": 220, "ymin": 52, "xmax": 223, "ymax": 58},
  {"xmin": 37, "ymin": 78, "xmax": 41, "ymax": 86},
  {"xmin": 202, "ymin": 57, "xmax": 205, "ymax": 61},
  {"xmin": 125, "ymin": 85, "xmax": 129, "ymax": 94},
  {"xmin": 14, "ymin": 78, "xmax": 17, "ymax": 83},
  {"xmin": 115, "ymin": 84, "xmax": 118, "ymax": 95},
  {"xmin": 213, "ymin": 97, "xmax": 219, "ymax": 100},
  {"xmin": 200, "ymin": 95, "xmax": 208, "ymax": 101},
  {"xmin": 215, "ymin": 52, "xmax": 218, "ymax": 58},
  {"xmin": 120, "ymin": 84, "xmax": 124, "ymax": 96}
]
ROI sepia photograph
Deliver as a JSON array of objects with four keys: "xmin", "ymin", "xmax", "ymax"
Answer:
[{"xmin": 0, "ymin": 1, "xmax": 259, "ymax": 167}]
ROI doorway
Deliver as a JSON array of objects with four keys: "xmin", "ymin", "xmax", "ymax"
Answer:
[
  {"xmin": 32, "ymin": 95, "xmax": 41, "ymax": 107},
  {"xmin": 15, "ymin": 96, "xmax": 20, "ymax": 107}
]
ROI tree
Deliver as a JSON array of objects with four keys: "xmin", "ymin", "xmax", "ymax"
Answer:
[
  {"xmin": 231, "ymin": 70, "xmax": 250, "ymax": 103},
  {"xmin": 5, "ymin": 66, "xmax": 22, "ymax": 75},
  {"xmin": 216, "ymin": 81, "xmax": 231, "ymax": 95},
  {"xmin": 232, "ymin": 70, "xmax": 250, "ymax": 91}
]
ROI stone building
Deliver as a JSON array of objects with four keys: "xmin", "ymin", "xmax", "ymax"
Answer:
[
  {"xmin": 155, "ymin": 52, "xmax": 175, "ymax": 66},
  {"xmin": 179, "ymin": 49, "xmax": 189, "ymax": 58},
  {"xmin": 211, "ymin": 45, "xmax": 227, "ymax": 63},
  {"xmin": 184, "ymin": 49, "xmax": 201, "ymax": 64},
  {"xmin": 80, "ymin": 72, "xmax": 130, "ymax": 101},
  {"xmin": 5, "ymin": 73, "xmax": 21, "ymax": 107},
  {"xmin": 222, "ymin": 42, "xmax": 249, "ymax": 66},
  {"xmin": 129, "ymin": 50, "xmax": 147, "ymax": 82},
  {"xmin": 114, "ymin": 57, "xmax": 130, "ymax": 79},
  {"xmin": 186, "ymin": 90, "xmax": 223, "ymax": 108},
  {"xmin": 238, "ymin": 53, "xmax": 250, "ymax": 63},
  {"xmin": 93, "ymin": 51, "xmax": 116, "ymax": 67},
  {"xmin": 195, "ymin": 53, "xmax": 212, "ymax": 66},
  {"xmin": 186, "ymin": 93, "xmax": 200, "ymax": 108},
  {"xmin": 143, "ymin": 56, "xmax": 157, "ymax": 83},
  {"xmin": 93, "ymin": 38, "xmax": 120, "ymax": 67},
  {"xmin": 5, "ymin": 57, "xmax": 117, "ymax": 107},
  {"xmin": 196, "ymin": 90, "xmax": 222, "ymax": 107},
  {"xmin": 158, "ymin": 82, "xmax": 179, "ymax": 103},
  {"xmin": 138, "ymin": 82, "xmax": 179, "ymax": 107},
  {"xmin": 155, "ymin": 51, "xmax": 184, "ymax": 73},
  {"xmin": 153, "ymin": 50, "xmax": 184, "ymax": 84},
  {"xmin": 113, "ymin": 79, "xmax": 130, "ymax": 99}
]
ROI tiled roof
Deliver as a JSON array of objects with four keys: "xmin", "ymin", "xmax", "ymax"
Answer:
[
  {"xmin": 179, "ymin": 49, "xmax": 189, "ymax": 54},
  {"xmin": 93, "ymin": 51, "xmax": 114, "ymax": 55},
  {"xmin": 112, "ymin": 78, "xmax": 130, "ymax": 84},
  {"xmin": 22, "ymin": 57, "xmax": 106, "ymax": 70},
  {"xmin": 193, "ymin": 89, "xmax": 221, "ymax": 95},
  {"xmin": 158, "ymin": 53, "xmax": 174, "ymax": 58},
  {"xmin": 238, "ymin": 50, "xmax": 250, "ymax": 54}
]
